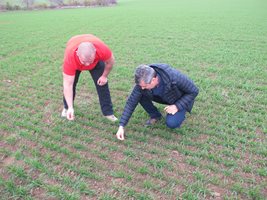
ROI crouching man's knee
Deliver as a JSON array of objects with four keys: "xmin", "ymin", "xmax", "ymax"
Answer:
[
  {"xmin": 165, "ymin": 111, "xmax": 186, "ymax": 129},
  {"xmin": 166, "ymin": 119, "xmax": 183, "ymax": 129}
]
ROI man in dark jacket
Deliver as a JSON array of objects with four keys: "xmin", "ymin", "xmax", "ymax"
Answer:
[{"xmin": 116, "ymin": 63, "xmax": 199, "ymax": 141}]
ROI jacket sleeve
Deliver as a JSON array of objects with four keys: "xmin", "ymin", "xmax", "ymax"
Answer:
[
  {"xmin": 119, "ymin": 85, "xmax": 142, "ymax": 127},
  {"xmin": 173, "ymin": 71, "xmax": 199, "ymax": 112}
]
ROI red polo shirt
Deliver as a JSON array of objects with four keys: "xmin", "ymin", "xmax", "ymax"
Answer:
[{"xmin": 63, "ymin": 34, "xmax": 112, "ymax": 76}]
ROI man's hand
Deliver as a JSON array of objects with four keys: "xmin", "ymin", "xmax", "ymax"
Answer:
[
  {"xmin": 116, "ymin": 126, "xmax": 125, "ymax": 141},
  {"xmin": 164, "ymin": 105, "xmax": 178, "ymax": 115},
  {"xmin": 67, "ymin": 108, "xmax": 75, "ymax": 120},
  {"xmin": 97, "ymin": 76, "xmax": 108, "ymax": 86}
]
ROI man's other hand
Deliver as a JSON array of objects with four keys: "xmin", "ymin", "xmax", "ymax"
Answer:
[
  {"xmin": 97, "ymin": 76, "xmax": 108, "ymax": 86},
  {"xmin": 116, "ymin": 126, "xmax": 125, "ymax": 141},
  {"xmin": 164, "ymin": 105, "xmax": 178, "ymax": 115}
]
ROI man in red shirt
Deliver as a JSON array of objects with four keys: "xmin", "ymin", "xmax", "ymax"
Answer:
[{"xmin": 61, "ymin": 34, "xmax": 117, "ymax": 122}]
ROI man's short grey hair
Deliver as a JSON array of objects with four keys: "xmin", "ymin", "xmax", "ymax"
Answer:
[
  {"xmin": 77, "ymin": 42, "xmax": 96, "ymax": 58},
  {"xmin": 135, "ymin": 64, "xmax": 156, "ymax": 84}
]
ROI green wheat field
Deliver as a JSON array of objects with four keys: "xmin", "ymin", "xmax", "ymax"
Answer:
[{"xmin": 0, "ymin": 0, "xmax": 266, "ymax": 199}]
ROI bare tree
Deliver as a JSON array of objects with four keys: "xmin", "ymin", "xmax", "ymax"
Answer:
[
  {"xmin": 49, "ymin": 0, "xmax": 64, "ymax": 6},
  {"xmin": 22, "ymin": 0, "xmax": 35, "ymax": 9},
  {"xmin": 94, "ymin": 0, "xmax": 117, "ymax": 6}
]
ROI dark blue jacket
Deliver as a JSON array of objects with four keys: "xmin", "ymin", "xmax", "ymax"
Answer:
[{"xmin": 119, "ymin": 63, "xmax": 199, "ymax": 127}]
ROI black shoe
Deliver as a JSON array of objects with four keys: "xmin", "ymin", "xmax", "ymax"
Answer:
[{"xmin": 145, "ymin": 117, "xmax": 162, "ymax": 126}]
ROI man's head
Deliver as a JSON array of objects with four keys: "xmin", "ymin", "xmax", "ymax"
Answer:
[
  {"xmin": 76, "ymin": 42, "xmax": 96, "ymax": 66},
  {"xmin": 135, "ymin": 64, "xmax": 158, "ymax": 90}
]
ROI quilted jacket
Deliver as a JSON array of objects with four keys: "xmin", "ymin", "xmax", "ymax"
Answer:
[{"xmin": 119, "ymin": 63, "xmax": 199, "ymax": 127}]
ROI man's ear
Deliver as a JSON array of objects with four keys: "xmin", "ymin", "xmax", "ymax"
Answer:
[{"xmin": 152, "ymin": 77, "xmax": 157, "ymax": 83}]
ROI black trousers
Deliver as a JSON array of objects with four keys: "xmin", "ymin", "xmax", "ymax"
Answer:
[{"xmin": 63, "ymin": 61, "xmax": 114, "ymax": 116}]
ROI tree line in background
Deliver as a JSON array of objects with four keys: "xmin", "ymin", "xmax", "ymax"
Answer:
[{"xmin": 1, "ymin": 0, "xmax": 117, "ymax": 10}]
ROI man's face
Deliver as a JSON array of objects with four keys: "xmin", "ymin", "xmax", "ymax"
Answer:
[{"xmin": 139, "ymin": 77, "xmax": 158, "ymax": 90}]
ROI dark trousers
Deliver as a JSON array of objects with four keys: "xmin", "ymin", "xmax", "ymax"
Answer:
[
  {"xmin": 139, "ymin": 95, "xmax": 186, "ymax": 129},
  {"xmin": 63, "ymin": 61, "xmax": 114, "ymax": 116}
]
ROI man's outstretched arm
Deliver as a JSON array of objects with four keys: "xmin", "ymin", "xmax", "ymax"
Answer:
[
  {"xmin": 116, "ymin": 85, "xmax": 142, "ymax": 140},
  {"xmin": 63, "ymin": 72, "xmax": 75, "ymax": 120}
]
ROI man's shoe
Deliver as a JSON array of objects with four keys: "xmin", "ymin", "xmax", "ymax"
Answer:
[
  {"xmin": 61, "ymin": 108, "xmax": 67, "ymax": 117},
  {"xmin": 105, "ymin": 115, "xmax": 118, "ymax": 122},
  {"xmin": 145, "ymin": 117, "xmax": 162, "ymax": 126}
]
